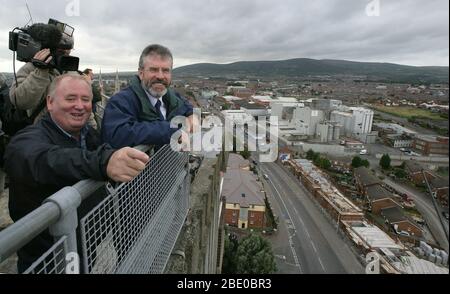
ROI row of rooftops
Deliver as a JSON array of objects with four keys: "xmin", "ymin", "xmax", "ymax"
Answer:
[
  {"xmin": 344, "ymin": 220, "xmax": 448, "ymax": 274},
  {"xmin": 291, "ymin": 159, "xmax": 362, "ymax": 214}
]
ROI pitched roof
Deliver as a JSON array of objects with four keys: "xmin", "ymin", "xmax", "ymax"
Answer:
[
  {"xmin": 222, "ymin": 169, "xmax": 265, "ymax": 207},
  {"xmin": 381, "ymin": 206, "xmax": 406, "ymax": 223},
  {"xmin": 354, "ymin": 167, "xmax": 380, "ymax": 187},
  {"xmin": 367, "ymin": 185, "xmax": 394, "ymax": 201},
  {"xmin": 227, "ymin": 153, "xmax": 250, "ymax": 170},
  {"xmin": 430, "ymin": 176, "xmax": 449, "ymax": 189}
]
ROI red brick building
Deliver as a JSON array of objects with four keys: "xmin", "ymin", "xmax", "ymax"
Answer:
[
  {"xmin": 413, "ymin": 135, "xmax": 449, "ymax": 156},
  {"xmin": 222, "ymin": 154, "xmax": 266, "ymax": 229}
]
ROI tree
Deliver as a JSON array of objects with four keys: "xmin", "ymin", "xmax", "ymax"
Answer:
[
  {"xmin": 306, "ymin": 149, "xmax": 315, "ymax": 160},
  {"xmin": 235, "ymin": 234, "xmax": 277, "ymax": 274},
  {"xmin": 222, "ymin": 234, "xmax": 239, "ymax": 274},
  {"xmin": 318, "ymin": 158, "xmax": 331, "ymax": 170},
  {"xmin": 380, "ymin": 154, "xmax": 391, "ymax": 170},
  {"xmin": 240, "ymin": 149, "xmax": 251, "ymax": 160},
  {"xmin": 352, "ymin": 156, "xmax": 363, "ymax": 168},
  {"xmin": 362, "ymin": 159, "xmax": 370, "ymax": 168},
  {"xmin": 394, "ymin": 168, "xmax": 407, "ymax": 179}
]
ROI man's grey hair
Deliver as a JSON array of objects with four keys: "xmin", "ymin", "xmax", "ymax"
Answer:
[
  {"xmin": 48, "ymin": 73, "xmax": 92, "ymax": 99},
  {"xmin": 138, "ymin": 44, "xmax": 173, "ymax": 70}
]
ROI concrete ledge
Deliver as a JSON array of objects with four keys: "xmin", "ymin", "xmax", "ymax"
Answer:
[{"xmin": 165, "ymin": 152, "xmax": 226, "ymax": 274}]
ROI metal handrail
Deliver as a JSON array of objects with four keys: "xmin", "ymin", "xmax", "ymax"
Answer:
[{"xmin": 0, "ymin": 145, "xmax": 189, "ymax": 274}]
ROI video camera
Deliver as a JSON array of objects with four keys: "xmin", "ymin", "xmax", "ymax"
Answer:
[{"xmin": 9, "ymin": 19, "xmax": 79, "ymax": 72}]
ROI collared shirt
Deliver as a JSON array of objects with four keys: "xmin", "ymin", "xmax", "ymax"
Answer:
[
  {"xmin": 50, "ymin": 117, "xmax": 89, "ymax": 151},
  {"xmin": 144, "ymin": 90, "xmax": 167, "ymax": 120}
]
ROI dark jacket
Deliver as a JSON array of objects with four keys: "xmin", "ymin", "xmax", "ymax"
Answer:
[
  {"xmin": 4, "ymin": 114, "xmax": 115, "ymax": 272},
  {"xmin": 101, "ymin": 75, "xmax": 194, "ymax": 149}
]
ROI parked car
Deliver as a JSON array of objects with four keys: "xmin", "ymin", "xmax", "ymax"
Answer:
[
  {"xmin": 263, "ymin": 174, "xmax": 269, "ymax": 180},
  {"xmin": 442, "ymin": 211, "xmax": 449, "ymax": 221},
  {"xmin": 359, "ymin": 149, "xmax": 368, "ymax": 155},
  {"xmin": 398, "ymin": 231, "xmax": 411, "ymax": 237}
]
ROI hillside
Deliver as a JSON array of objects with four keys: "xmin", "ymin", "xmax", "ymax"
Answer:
[{"xmin": 173, "ymin": 58, "xmax": 449, "ymax": 83}]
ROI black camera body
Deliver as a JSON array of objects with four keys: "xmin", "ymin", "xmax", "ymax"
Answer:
[{"xmin": 9, "ymin": 19, "xmax": 79, "ymax": 72}]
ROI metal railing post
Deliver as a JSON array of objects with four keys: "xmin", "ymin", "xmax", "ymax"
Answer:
[{"xmin": 44, "ymin": 186, "xmax": 82, "ymax": 274}]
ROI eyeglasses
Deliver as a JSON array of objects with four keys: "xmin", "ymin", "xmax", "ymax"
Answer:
[{"xmin": 141, "ymin": 67, "xmax": 172, "ymax": 75}]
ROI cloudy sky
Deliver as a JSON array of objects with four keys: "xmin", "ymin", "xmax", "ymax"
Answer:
[{"xmin": 0, "ymin": 0, "xmax": 448, "ymax": 73}]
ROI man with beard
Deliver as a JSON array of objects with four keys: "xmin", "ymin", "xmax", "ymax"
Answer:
[{"xmin": 101, "ymin": 44, "xmax": 194, "ymax": 149}]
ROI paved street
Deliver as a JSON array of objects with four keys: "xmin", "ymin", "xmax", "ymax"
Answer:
[{"xmin": 258, "ymin": 161, "xmax": 364, "ymax": 274}]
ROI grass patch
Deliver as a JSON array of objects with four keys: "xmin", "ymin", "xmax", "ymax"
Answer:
[
  {"xmin": 372, "ymin": 105, "xmax": 446, "ymax": 121},
  {"xmin": 437, "ymin": 167, "xmax": 449, "ymax": 177}
]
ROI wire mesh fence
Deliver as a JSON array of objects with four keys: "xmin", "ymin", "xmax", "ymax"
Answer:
[
  {"xmin": 80, "ymin": 145, "xmax": 190, "ymax": 274},
  {"xmin": 23, "ymin": 236, "xmax": 68, "ymax": 274}
]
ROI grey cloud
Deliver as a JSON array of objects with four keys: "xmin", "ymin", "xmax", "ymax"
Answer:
[{"xmin": 0, "ymin": 0, "xmax": 448, "ymax": 73}]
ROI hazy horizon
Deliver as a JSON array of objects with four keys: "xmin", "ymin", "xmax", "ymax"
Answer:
[{"xmin": 1, "ymin": 0, "xmax": 448, "ymax": 73}]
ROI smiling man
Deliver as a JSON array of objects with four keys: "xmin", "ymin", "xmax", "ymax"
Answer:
[
  {"xmin": 4, "ymin": 74, "xmax": 150, "ymax": 272},
  {"xmin": 101, "ymin": 44, "xmax": 194, "ymax": 149}
]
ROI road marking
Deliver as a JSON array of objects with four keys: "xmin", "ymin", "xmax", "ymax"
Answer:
[
  {"xmin": 263, "ymin": 168, "xmax": 303, "ymax": 273},
  {"xmin": 291, "ymin": 205, "xmax": 311, "ymax": 239},
  {"xmin": 268, "ymin": 164, "xmax": 328, "ymax": 273}
]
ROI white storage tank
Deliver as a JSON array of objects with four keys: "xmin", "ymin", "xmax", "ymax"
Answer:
[
  {"xmin": 441, "ymin": 251, "xmax": 448, "ymax": 265},
  {"xmin": 415, "ymin": 248, "xmax": 425, "ymax": 257},
  {"xmin": 420, "ymin": 241, "xmax": 427, "ymax": 251},
  {"xmin": 428, "ymin": 254, "xmax": 436, "ymax": 263},
  {"xmin": 435, "ymin": 256, "xmax": 443, "ymax": 266}
]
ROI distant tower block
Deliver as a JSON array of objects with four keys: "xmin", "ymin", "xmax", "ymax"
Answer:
[
  {"xmin": 99, "ymin": 69, "xmax": 106, "ymax": 106},
  {"xmin": 114, "ymin": 69, "xmax": 120, "ymax": 94}
]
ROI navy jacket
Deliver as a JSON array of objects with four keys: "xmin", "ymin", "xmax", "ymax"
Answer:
[
  {"xmin": 101, "ymin": 76, "xmax": 193, "ymax": 149},
  {"xmin": 4, "ymin": 114, "xmax": 115, "ymax": 272}
]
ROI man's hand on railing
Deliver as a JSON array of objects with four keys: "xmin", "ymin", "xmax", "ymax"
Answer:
[
  {"xmin": 106, "ymin": 147, "xmax": 150, "ymax": 182},
  {"xmin": 186, "ymin": 115, "xmax": 200, "ymax": 134}
]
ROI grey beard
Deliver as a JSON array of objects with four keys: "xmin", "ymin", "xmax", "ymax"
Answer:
[{"xmin": 142, "ymin": 81, "xmax": 168, "ymax": 98}]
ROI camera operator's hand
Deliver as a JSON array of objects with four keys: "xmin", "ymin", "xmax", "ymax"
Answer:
[{"xmin": 31, "ymin": 49, "xmax": 53, "ymax": 69}]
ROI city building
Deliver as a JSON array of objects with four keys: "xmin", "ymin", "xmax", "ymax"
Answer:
[
  {"xmin": 287, "ymin": 159, "xmax": 364, "ymax": 223},
  {"xmin": 365, "ymin": 184, "xmax": 402, "ymax": 214},
  {"xmin": 293, "ymin": 107, "xmax": 325, "ymax": 136},
  {"xmin": 222, "ymin": 154, "xmax": 266, "ymax": 229},
  {"xmin": 429, "ymin": 177, "xmax": 449, "ymax": 206},
  {"xmin": 307, "ymin": 98, "xmax": 343, "ymax": 114},
  {"xmin": 330, "ymin": 107, "xmax": 374, "ymax": 139},
  {"xmin": 381, "ymin": 206, "xmax": 423, "ymax": 238},
  {"xmin": 413, "ymin": 135, "xmax": 449, "ymax": 156},
  {"xmin": 373, "ymin": 123, "xmax": 417, "ymax": 137},
  {"xmin": 385, "ymin": 134, "xmax": 414, "ymax": 148},
  {"xmin": 404, "ymin": 161, "xmax": 435, "ymax": 185},
  {"xmin": 353, "ymin": 167, "xmax": 381, "ymax": 192},
  {"xmin": 316, "ymin": 122, "xmax": 341, "ymax": 143}
]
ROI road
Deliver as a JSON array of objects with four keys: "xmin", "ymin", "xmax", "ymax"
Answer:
[
  {"xmin": 383, "ymin": 178, "xmax": 449, "ymax": 252},
  {"xmin": 258, "ymin": 161, "xmax": 364, "ymax": 274}
]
